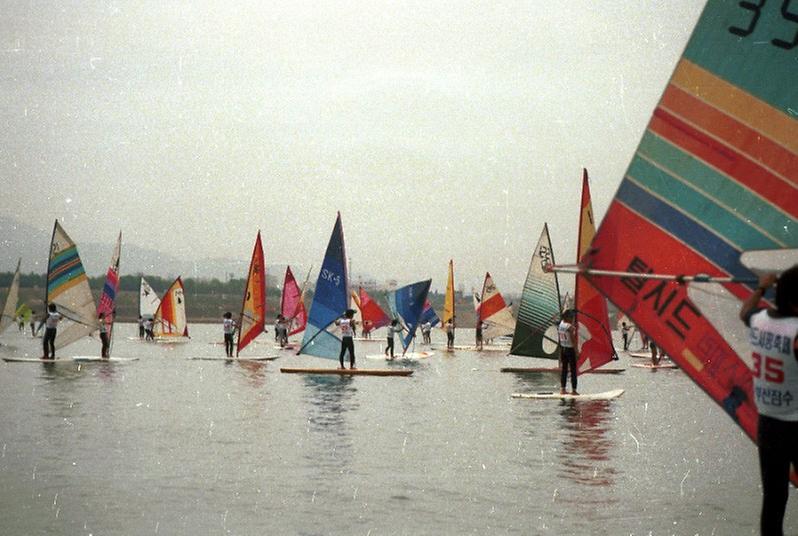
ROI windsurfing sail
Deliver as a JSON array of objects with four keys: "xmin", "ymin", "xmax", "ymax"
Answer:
[
  {"xmin": 478, "ymin": 272, "xmax": 516, "ymax": 341},
  {"xmin": 510, "ymin": 224, "xmax": 562, "ymax": 358},
  {"xmin": 0, "ymin": 258, "xmax": 21, "ymax": 334},
  {"xmin": 237, "ymin": 231, "xmax": 266, "ymax": 355},
  {"xmin": 419, "ymin": 298, "xmax": 440, "ymax": 328},
  {"xmin": 355, "ymin": 287, "xmax": 391, "ymax": 331},
  {"xmin": 574, "ymin": 170, "xmax": 617, "ymax": 373},
  {"xmin": 139, "ymin": 277, "xmax": 161, "ymax": 319},
  {"xmin": 281, "ymin": 266, "xmax": 307, "ymax": 336},
  {"xmin": 15, "ymin": 304, "xmax": 32, "ymax": 327},
  {"xmin": 46, "ymin": 221, "xmax": 99, "ymax": 350},
  {"xmin": 154, "ymin": 277, "xmax": 189, "ymax": 339},
  {"xmin": 298, "ymin": 213, "xmax": 348, "ymax": 359},
  {"xmin": 581, "ymin": 1, "xmax": 798, "ymax": 455},
  {"xmin": 443, "ymin": 259, "xmax": 455, "ymax": 326},
  {"xmin": 388, "ymin": 279, "xmax": 432, "ymax": 352},
  {"xmin": 97, "ymin": 232, "xmax": 122, "ymax": 352}
]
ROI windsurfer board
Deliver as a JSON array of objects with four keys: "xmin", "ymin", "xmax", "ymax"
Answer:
[
  {"xmin": 631, "ymin": 363, "xmax": 678, "ymax": 369},
  {"xmin": 501, "ymin": 367, "xmax": 625, "ymax": 374},
  {"xmin": 512, "ymin": 389, "xmax": 625, "ymax": 400},
  {"xmin": 72, "ymin": 356, "xmax": 139, "ymax": 362},
  {"xmin": 365, "ymin": 351, "xmax": 433, "ymax": 361},
  {"xmin": 188, "ymin": 356, "xmax": 278, "ymax": 361},
  {"xmin": 280, "ymin": 367, "xmax": 413, "ymax": 376},
  {"xmin": 3, "ymin": 357, "xmax": 76, "ymax": 363}
]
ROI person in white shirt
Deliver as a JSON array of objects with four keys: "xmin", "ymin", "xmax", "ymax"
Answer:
[
  {"xmin": 385, "ymin": 319, "xmax": 406, "ymax": 360},
  {"xmin": 222, "ymin": 312, "xmax": 236, "ymax": 357},
  {"xmin": 335, "ymin": 309, "xmax": 357, "ymax": 369},
  {"xmin": 557, "ymin": 309, "xmax": 577, "ymax": 395},
  {"xmin": 41, "ymin": 303, "xmax": 62, "ymax": 360},
  {"xmin": 739, "ymin": 265, "xmax": 798, "ymax": 536}
]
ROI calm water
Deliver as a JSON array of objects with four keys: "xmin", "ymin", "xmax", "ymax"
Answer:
[{"xmin": 0, "ymin": 324, "xmax": 795, "ymax": 535}]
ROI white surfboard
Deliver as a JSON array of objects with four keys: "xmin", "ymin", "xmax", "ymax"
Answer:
[
  {"xmin": 365, "ymin": 351, "xmax": 434, "ymax": 361},
  {"xmin": 2, "ymin": 357, "xmax": 77, "ymax": 364},
  {"xmin": 512, "ymin": 388, "xmax": 625, "ymax": 400},
  {"xmin": 631, "ymin": 363, "xmax": 678, "ymax": 369},
  {"xmin": 187, "ymin": 356, "xmax": 279, "ymax": 361},
  {"xmin": 72, "ymin": 356, "xmax": 140, "ymax": 362}
]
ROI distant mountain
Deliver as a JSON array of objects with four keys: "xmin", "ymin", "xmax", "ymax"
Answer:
[{"xmin": 0, "ymin": 216, "xmax": 280, "ymax": 281}]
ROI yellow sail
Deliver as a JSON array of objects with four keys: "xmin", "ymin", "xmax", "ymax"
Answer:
[{"xmin": 442, "ymin": 259, "xmax": 455, "ymax": 326}]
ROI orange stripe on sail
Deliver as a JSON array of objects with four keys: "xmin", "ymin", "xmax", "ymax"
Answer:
[
  {"xmin": 671, "ymin": 60, "xmax": 798, "ymax": 157},
  {"xmin": 661, "ymin": 84, "xmax": 798, "ymax": 186}
]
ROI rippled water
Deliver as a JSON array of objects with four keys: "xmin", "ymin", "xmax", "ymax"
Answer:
[{"xmin": 0, "ymin": 324, "xmax": 794, "ymax": 535}]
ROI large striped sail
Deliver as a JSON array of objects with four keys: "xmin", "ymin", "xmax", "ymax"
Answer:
[
  {"xmin": 0, "ymin": 258, "xmax": 21, "ymax": 334},
  {"xmin": 97, "ymin": 232, "xmax": 122, "ymax": 352},
  {"xmin": 154, "ymin": 277, "xmax": 189, "ymax": 339},
  {"xmin": 356, "ymin": 287, "xmax": 391, "ymax": 331},
  {"xmin": 574, "ymin": 170, "xmax": 617, "ymax": 373},
  {"xmin": 388, "ymin": 279, "xmax": 432, "ymax": 352},
  {"xmin": 139, "ymin": 277, "xmax": 160, "ymax": 319},
  {"xmin": 478, "ymin": 272, "xmax": 516, "ymax": 341},
  {"xmin": 47, "ymin": 221, "xmax": 99, "ymax": 350},
  {"xmin": 237, "ymin": 232, "xmax": 266, "ymax": 355},
  {"xmin": 582, "ymin": 1, "xmax": 798, "ymax": 452},
  {"xmin": 510, "ymin": 224, "xmax": 562, "ymax": 358},
  {"xmin": 443, "ymin": 259, "xmax": 455, "ymax": 327},
  {"xmin": 298, "ymin": 213, "xmax": 348, "ymax": 359}
]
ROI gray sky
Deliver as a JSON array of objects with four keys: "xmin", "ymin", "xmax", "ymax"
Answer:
[{"xmin": 0, "ymin": 1, "xmax": 706, "ymax": 292}]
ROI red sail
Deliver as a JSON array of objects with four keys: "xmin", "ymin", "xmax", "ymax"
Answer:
[{"xmin": 357, "ymin": 287, "xmax": 390, "ymax": 331}]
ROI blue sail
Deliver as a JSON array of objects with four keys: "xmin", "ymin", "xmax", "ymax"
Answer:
[
  {"xmin": 298, "ymin": 213, "xmax": 348, "ymax": 359},
  {"xmin": 391, "ymin": 279, "xmax": 432, "ymax": 351},
  {"xmin": 419, "ymin": 299, "xmax": 440, "ymax": 327}
]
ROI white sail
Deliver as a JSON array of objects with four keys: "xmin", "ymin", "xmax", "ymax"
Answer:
[
  {"xmin": 154, "ymin": 277, "xmax": 189, "ymax": 339},
  {"xmin": 47, "ymin": 221, "xmax": 99, "ymax": 350},
  {"xmin": 478, "ymin": 272, "xmax": 516, "ymax": 341},
  {"xmin": 0, "ymin": 258, "xmax": 21, "ymax": 334},
  {"xmin": 139, "ymin": 277, "xmax": 161, "ymax": 318}
]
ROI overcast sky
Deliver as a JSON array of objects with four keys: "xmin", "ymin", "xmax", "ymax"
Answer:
[{"xmin": 0, "ymin": 1, "xmax": 706, "ymax": 292}]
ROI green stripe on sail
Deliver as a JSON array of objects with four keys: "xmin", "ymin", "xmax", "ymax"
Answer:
[
  {"xmin": 638, "ymin": 131, "xmax": 796, "ymax": 245},
  {"xmin": 628, "ymin": 154, "xmax": 782, "ymax": 251},
  {"xmin": 684, "ymin": 0, "xmax": 798, "ymax": 112}
]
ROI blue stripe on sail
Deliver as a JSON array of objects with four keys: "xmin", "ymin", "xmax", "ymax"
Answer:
[
  {"xmin": 47, "ymin": 268, "xmax": 86, "ymax": 295},
  {"xmin": 102, "ymin": 282, "xmax": 117, "ymax": 301},
  {"xmin": 300, "ymin": 214, "xmax": 348, "ymax": 358},
  {"xmin": 420, "ymin": 305, "xmax": 440, "ymax": 327},
  {"xmin": 394, "ymin": 280, "xmax": 432, "ymax": 349},
  {"xmin": 617, "ymin": 179, "xmax": 756, "ymax": 286}
]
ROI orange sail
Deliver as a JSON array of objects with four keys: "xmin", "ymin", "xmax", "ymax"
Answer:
[
  {"xmin": 154, "ymin": 276, "xmax": 189, "ymax": 339},
  {"xmin": 574, "ymin": 169, "xmax": 617, "ymax": 373},
  {"xmin": 237, "ymin": 232, "xmax": 266, "ymax": 355}
]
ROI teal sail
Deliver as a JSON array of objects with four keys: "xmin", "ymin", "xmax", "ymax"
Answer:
[
  {"xmin": 298, "ymin": 213, "xmax": 349, "ymax": 359},
  {"xmin": 510, "ymin": 223, "xmax": 562, "ymax": 359},
  {"xmin": 388, "ymin": 279, "xmax": 432, "ymax": 352}
]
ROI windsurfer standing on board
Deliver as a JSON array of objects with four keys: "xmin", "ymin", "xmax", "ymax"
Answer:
[
  {"xmin": 445, "ymin": 317, "xmax": 455, "ymax": 350},
  {"xmin": 739, "ymin": 265, "xmax": 798, "ymax": 536},
  {"xmin": 41, "ymin": 303, "xmax": 61, "ymax": 360},
  {"xmin": 222, "ymin": 312, "xmax": 236, "ymax": 358},
  {"xmin": 335, "ymin": 309, "xmax": 357, "ymax": 369},
  {"xmin": 558, "ymin": 309, "xmax": 578, "ymax": 395}
]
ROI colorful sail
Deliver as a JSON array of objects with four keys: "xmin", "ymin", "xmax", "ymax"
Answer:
[
  {"xmin": 281, "ymin": 266, "xmax": 305, "ymax": 336},
  {"xmin": 154, "ymin": 276, "xmax": 189, "ymax": 339},
  {"xmin": 582, "ymin": 1, "xmax": 798, "ymax": 451},
  {"xmin": 237, "ymin": 232, "xmax": 266, "ymax": 355},
  {"xmin": 0, "ymin": 258, "xmax": 21, "ymax": 334},
  {"xmin": 15, "ymin": 304, "xmax": 32, "ymax": 325},
  {"xmin": 510, "ymin": 224, "xmax": 562, "ymax": 358},
  {"xmin": 388, "ymin": 279, "xmax": 432, "ymax": 352},
  {"xmin": 442, "ymin": 259, "xmax": 455, "ymax": 326},
  {"xmin": 298, "ymin": 213, "xmax": 348, "ymax": 359},
  {"xmin": 419, "ymin": 298, "xmax": 440, "ymax": 328},
  {"xmin": 574, "ymin": 170, "xmax": 617, "ymax": 373},
  {"xmin": 139, "ymin": 277, "xmax": 161, "ymax": 319},
  {"xmin": 45, "ymin": 221, "xmax": 99, "ymax": 350},
  {"xmin": 97, "ymin": 233, "xmax": 122, "ymax": 352},
  {"xmin": 356, "ymin": 287, "xmax": 391, "ymax": 331},
  {"xmin": 478, "ymin": 272, "xmax": 516, "ymax": 341}
]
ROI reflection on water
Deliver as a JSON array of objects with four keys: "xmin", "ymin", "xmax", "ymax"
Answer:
[
  {"xmin": 557, "ymin": 400, "xmax": 618, "ymax": 487},
  {"xmin": 230, "ymin": 359, "xmax": 267, "ymax": 388}
]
